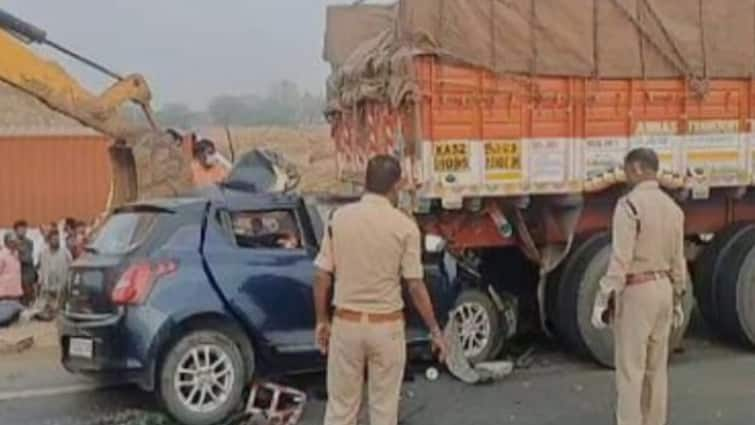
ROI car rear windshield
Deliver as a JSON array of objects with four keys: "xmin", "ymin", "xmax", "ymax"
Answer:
[{"xmin": 88, "ymin": 212, "xmax": 160, "ymax": 255}]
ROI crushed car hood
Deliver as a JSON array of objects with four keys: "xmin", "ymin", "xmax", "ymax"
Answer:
[{"xmin": 224, "ymin": 148, "xmax": 301, "ymax": 193}]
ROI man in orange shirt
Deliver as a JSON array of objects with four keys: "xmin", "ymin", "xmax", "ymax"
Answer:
[{"xmin": 190, "ymin": 139, "xmax": 230, "ymax": 187}]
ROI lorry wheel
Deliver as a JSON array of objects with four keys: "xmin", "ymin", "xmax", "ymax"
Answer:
[
  {"xmin": 715, "ymin": 226, "xmax": 755, "ymax": 347},
  {"xmin": 159, "ymin": 330, "xmax": 248, "ymax": 425},
  {"xmin": 557, "ymin": 233, "xmax": 615, "ymax": 367},
  {"xmin": 453, "ymin": 289, "xmax": 503, "ymax": 364},
  {"xmin": 558, "ymin": 233, "xmax": 694, "ymax": 367},
  {"xmin": 693, "ymin": 223, "xmax": 755, "ymax": 332},
  {"xmin": 670, "ymin": 278, "xmax": 695, "ymax": 352},
  {"xmin": 546, "ymin": 234, "xmax": 610, "ymax": 342}
]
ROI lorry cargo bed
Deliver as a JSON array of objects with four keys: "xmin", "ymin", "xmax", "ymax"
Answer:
[{"xmin": 333, "ymin": 55, "xmax": 755, "ymax": 203}]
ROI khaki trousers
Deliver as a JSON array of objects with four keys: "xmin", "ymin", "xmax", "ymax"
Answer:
[
  {"xmin": 324, "ymin": 316, "xmax": 406, "ymax": 425},
  {"xmin": 614, "ymin": 279, "xmax": 673, "ymax": 425}
]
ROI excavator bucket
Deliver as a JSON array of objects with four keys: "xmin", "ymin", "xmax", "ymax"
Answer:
[{"xmin": 107, "ymin": 131, "xmax": 195, "ymax": 208}]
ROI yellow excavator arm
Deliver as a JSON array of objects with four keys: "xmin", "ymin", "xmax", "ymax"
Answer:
[{"xmin": 0, "ymin": 9, "xmax": 194, "ymax": 207}]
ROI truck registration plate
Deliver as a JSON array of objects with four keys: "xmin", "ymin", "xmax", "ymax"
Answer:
[{"xmin": 433, "ymin": 142, "xmax": 470, "ymax": 173}]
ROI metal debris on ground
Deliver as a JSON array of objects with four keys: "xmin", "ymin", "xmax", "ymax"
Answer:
[
  {"xmin": 444, "ymin": 309, "xmax": 514, "ymax": 384},
  {"xmin": 240, "ymin": 381, "xmax": 307, "ymax": 425},
  {"xmin": 515, "ymin": 347, "xmax": 536, "ymax": 369}
]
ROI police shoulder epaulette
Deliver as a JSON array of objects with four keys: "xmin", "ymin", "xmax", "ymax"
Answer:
[{"xmin": 622, "ymin": 197, "xmax": 641, "ymax": 234}]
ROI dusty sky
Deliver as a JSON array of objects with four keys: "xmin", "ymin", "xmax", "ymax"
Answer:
[{"xmin": 3, "ymin": 1, "xmax": 392, "ymax": 108}]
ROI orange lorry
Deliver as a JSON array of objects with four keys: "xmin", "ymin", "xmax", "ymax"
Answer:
[{"xmin": 324, "ymin": 1, "xmax": 755, "ymax": 367}]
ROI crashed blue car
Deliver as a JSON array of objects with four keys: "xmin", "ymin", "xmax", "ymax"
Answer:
[{"xmin": 57, "ymin": 159, "xmax": 468, "ymax": 425}]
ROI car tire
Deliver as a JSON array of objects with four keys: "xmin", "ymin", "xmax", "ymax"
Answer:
[
  {"xmin": 158, "ymin": 330, "xmax": 248, "ymax": 425},
  {"xmin": 715, "ymin": 226, "xmax": 755, "ymax": 347},
  {"xmin": 693, "ymin": 223, "xmax": 755, "ymax": 332},
  {"xmin": 453, "ymin": 289, "xmax": 503, "ymax": 364}
]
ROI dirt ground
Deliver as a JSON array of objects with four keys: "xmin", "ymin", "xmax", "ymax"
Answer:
[{"xmin": 0, "ymin": 320, "xmax": 58, "ymax": 354}]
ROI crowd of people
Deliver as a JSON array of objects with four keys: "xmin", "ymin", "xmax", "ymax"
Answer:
[
  {"xmin": 0, "ymin": 218, "xmax": 92, "ymax": 319},
  {"xmin": 1, "ymin": 134, "xmax": 226, "ymax": 321}
]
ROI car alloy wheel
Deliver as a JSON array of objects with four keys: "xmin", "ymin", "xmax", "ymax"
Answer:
[
  {"xmin": 174, "ymin": 344, "xmax": 236, "ymax": 414},
  {"xmin": 455, "ymin": 301, "xmax": 492, "ymax": 359}
]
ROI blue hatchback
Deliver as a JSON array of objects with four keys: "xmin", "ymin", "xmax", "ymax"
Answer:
[{"xmin": 58, "ymin": 188, "xmax": 461, "ymax": 425}]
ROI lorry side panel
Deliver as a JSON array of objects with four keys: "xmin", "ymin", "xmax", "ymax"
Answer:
[
  {"xmin": 331, "ymin": 55, "xmax": 755, "ymax": 247},
  {"xmin": 415, "ymin": 56, "xmax": 750, "ymax": 200}
]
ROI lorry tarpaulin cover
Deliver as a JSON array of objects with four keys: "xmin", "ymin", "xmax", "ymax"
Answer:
[
  {"xmin": 325, "ymin": 0, "xmax": 755, "ymax": 110},
  {"xmin": 323, "ymin": 3, "xmax": 396, "ymax": 68}
]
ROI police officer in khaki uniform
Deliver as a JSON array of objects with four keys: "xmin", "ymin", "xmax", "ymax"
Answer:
[
  {"xmin": 591, "ymin": 148, "xmax": 687, "ymax": 425},
  {"xmin": 313, "ymin": 155, "xmax": 448, "ymax": 425}
]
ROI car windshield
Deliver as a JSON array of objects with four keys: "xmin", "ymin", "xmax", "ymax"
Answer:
[{"xmin": 88, "ymin": 212, "xmax": 159, "ymax": 255}]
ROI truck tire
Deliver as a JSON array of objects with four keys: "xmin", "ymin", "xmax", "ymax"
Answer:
[
  {"xmin": 557, "ymin": 233, "xmax": 614, "ymax": 367},
  {"xmin": 546, "ymin": 234, "xmax": 610, "ymax": 342},
  {"xmin": 693, "ymin": 223, "xmax": 755, "ymax": 332},
  {"xmin": 557, "ymin": 233, "xmax": 693, "ymax": 367},
  {"xmin": 670, "ymin": 279, "xmax": 695, "ymax": 352},
  {"xmin": 159, "ymin": 330, "xmax": 249, "ymax": 425},
  {"xmin": 453, "ymin": 289, "xmax": 503, "ymax": 364},
  {"xmin": 715, "ymin": 226, "xmax": 755, "ymax": 347}
]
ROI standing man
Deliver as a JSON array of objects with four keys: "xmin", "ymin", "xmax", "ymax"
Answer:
[
  {"xmin": 591, "ymin": 148, "xmax": 687, "ymax": 425},
  {"xmin": 0, "ymin": 233, "xmax": 23, "ymax": 301},
  {"xmin": 70, "ymin": 221, "xmax": 90, "ymax": 259},
  {"xmin": 37, "ymin": 230, "xmax": 72, "ymax": 315},
  {"xmin": 190, "ymin": 139, "xmax": 231, "ymax": 187},
  {"xmin": 313, "ymin": 155, "xmax": 447, "ymax": 425},
  {"xmin": 13, "ymin": 220, "xmax": 37, "ymax": 306}
]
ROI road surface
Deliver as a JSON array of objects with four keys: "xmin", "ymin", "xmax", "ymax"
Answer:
[{"xmin": 1, "ymin": 327, "xmax": 753, "ymax": 425}]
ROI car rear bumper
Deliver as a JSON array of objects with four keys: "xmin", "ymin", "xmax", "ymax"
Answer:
[{"xmin": 58, "ymin": 312, "xmax": 151, "ymax": 389}]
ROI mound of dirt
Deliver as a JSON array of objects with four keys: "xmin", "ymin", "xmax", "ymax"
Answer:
[{"xmin": 0, "ymin": 81, "xmax": 94, "ymax": 134}]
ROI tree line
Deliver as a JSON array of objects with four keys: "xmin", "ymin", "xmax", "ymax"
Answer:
[{"xmin": 152, "ymin": 80, "xmax": 325, "ymax": 129}]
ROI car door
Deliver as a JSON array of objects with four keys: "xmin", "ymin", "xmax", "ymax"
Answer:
[
  {"xmin": 403, "ymin": 247, "xmax": 458, "ymax": 342},
  {"xmin": 203, "ymin": 204, "xmax": 320, "ymax": 371}
]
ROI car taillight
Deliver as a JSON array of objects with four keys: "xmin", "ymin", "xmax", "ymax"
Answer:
[{"xmin": 111, "ymin": 260, "xmax": 178, "ymax": 305}]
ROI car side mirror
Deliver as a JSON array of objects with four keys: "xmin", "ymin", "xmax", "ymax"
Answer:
[{"xmin": 424, "ymin": 234, "xmax": 446, "ymax": 254}]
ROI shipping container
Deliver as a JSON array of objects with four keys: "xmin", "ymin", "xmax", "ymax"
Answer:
[{"xmin": 0, "ymin": 133, "xmax": 111, "ymax": 227}]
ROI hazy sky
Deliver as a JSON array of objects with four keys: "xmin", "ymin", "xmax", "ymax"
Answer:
[{"xmin": 3, "ymin": 1, "xmax": 390, "ymax": 108}]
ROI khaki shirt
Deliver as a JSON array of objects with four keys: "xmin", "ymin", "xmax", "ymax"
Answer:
[
  {"xmin": 314, "ymin": 194, "xmax": 424, "ymax": 314},
  {"xmin": 601, "ymin": 180, "xmax": 686, "ymax": 296}
]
